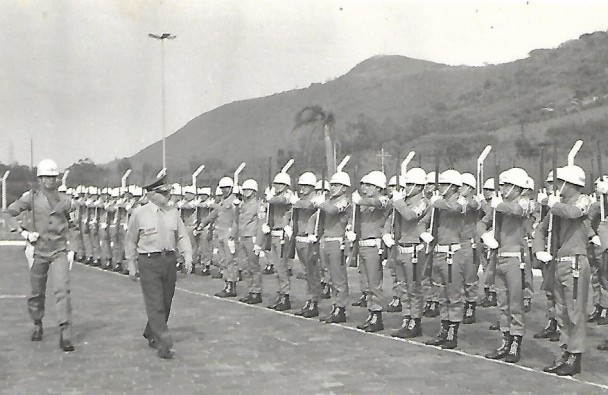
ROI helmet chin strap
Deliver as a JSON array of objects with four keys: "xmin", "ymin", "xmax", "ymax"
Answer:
[
  {"xmin": 504, "ymin": 185, "xmax": 515, "ymax": 199},
  {"xmin": 405, "ymin": 185, "xmax": 416, "ymax": 197}
]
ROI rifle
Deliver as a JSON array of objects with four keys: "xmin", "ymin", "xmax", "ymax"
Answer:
[
  {"xmin": 392, "ymin": 151, "xmax": 415, "ymax": 276},
  {"xmin": 30, "ymin": 138, "xmax": 36, "ymax": 231},
  {"xmin": 475, "ymin": 145, "xmax": 492, "ymax": 278},
  {"xmin": 276, "ymin": 159, "xmax": 295, "ymax": 261},
  {"xmin": 263, "ymin": 157, "xmax": 273, "ymax": 251},
  {"xmin": 423, "ymin": 152, "xmax": 440, "ymax": 279},
  {"xmin": 232, "ymin": 162, "xmax": 246, "ymax": 257}
]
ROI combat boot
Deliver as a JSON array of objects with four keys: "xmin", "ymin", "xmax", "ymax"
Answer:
[
  {"xmin": 523, "ymin": 297, "xmax": 532, "ymax": 313},
  {"xmin": 294, "ymin": 300, "xmax": 312, "ymax": 316},
  {"xmin": 479, "ymin": 287, "xmax": 490, "ymax": 307},
  {"xmin": 422, "ymin": 301, "xmax": 432, "ymax": 316},
  {"xmin": 274, "ymin": 294, "xmax": 291, "ymax": 311},
  {"xmin": 92, "ymin": 258, "xmax": 101, "ymax": 267},
  {"xmin": 302, "ymin": 301, "xmax": 319, "ymax": 318},
  {"xmin": 385, "ymin": 297, "xmax": 402, "ymax": 313},
  {"xmin": 395, "ymin": 317, "xmax": 422, "ymax": 339},
  {"xmin": 262, "ymin": 264, "xmax": 274, "ymax": 275},
  {"xmin": 357, "ymin": 311, "xmax": 373, "ymax": 330},
  {"xmin": 215, "ymin": 281, "xmax": 236, "ymax": 298},
  {"xmin": 200, "ymin": 265, "xmax": 211, "ymax": 276},
  {"xmin": 489, "ymin": 322, "xmax": 500, "ymax": 331},
  {"xmin": 588, "ymin": 304, "xmax": 602, "ymax": 322},
  {"xmin": 246, "ymin": 293, "xmax": 262, "ymax": 305},
  {"xmin": 485, "ymin": 332, "xmax": 511, "ymax": 360},
  {"xmin": 441, "ymin": 322, "xmax": 459, "ymax": 349},
  {"xmin": 425, "ymin": 320, "xmax": 449, "ymax": 346},
  {"xmin": 321, "ymin": 282, "xmax": 331, "ymax": 299},
  {"xmin": 543, "ymin": 351, "xmax": 570, "ymax": 373},
  {"xmin": 239, "ymin": 293, "xmax": 253, "ymax": 303},
  {"xmin": 504, "ymin": 335, "xmax": 522, "ymax": 363},
  {"xmin": 597, "ymin": 308, "xmax": 608, "ymax": 325},
  {"xmin": 533, "ymin": 318, "xmax": 558, "ymax": 339},
  {"xmin": 31, "ymin": 320, "xmax": 43, "ymax": 342},
  {"xmin": 365, "ymin": 311, "xmax": 384, "ymax": 333},
  {"xmin": 325, "ymin": 306, "xmax": 346, "ymax": 324},
  {"xmin": 555, "ymin": 353, "xmax": 581, "ymax": 376},
  {"xmin": 59, "ymin": 324, "xmax": 75, "ymax": 352},
  {"xmin": 320, "ymin": 305, "xmax": 337, "ymax": 322},
  {"xmin": 424, "ymin": 301, "xmax": 439, "ymax": 318},
  {"xmin": 267, "ymin": 294, "xmax": 282, "ymax": 310},
  {"xmin": 482, "ymin": 291, "xmax": 497, "ymax": 307},
  {"xmin": 597, "ymin": 339, "xmax": 608, "ymax": 351},
  {"xmin": 391, "ymin": 316, "xmax": 411, "ymax": 338},
  {"xmin": 351, "ymin": 293, "xmax": 367, "ymax": 307},
  {"xmin": 462, "ymin": 302, "xmax": 476, "ymax": 324}
]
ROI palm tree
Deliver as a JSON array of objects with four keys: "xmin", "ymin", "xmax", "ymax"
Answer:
[{"xmin": 292, "ymin": 106, "xmax": 337, "ymax": 174}]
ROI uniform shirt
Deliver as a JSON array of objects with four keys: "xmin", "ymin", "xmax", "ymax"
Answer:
[
  {"xmin": 533, "ymin": 192, "xmax": 593, "ymax": 257},
  {"xmin": 390, "ymin": 192, "xmax": 428, "ymax": 244},
  {"xmin": 292, "ymin": 193, "xmax": 316, "ymax": 236},
  {"xmin": 5, "ymin": 189, "xmax": 74, "ymax": 257},
  {"xmin": 421, "ymin": 193, "xmax": 468, "ymax": 245},
  {"xmin": 179, "ymin": 199, "xmax": 198, "ymax": 227},
  {"xmin": 319, "ymin": 194, "xmax": 350, "ymax": 237},
  {"xmin": 268, "ymin": 190, "xmax": 293, "ymax": 229},
  {"xmin": 460, "ymin": 195, "xmax": 480, "ymax": 242},
  {"xmin": 356, "ymin": 196, "xmax": 390, "ymax": 239},
  {"xmin": 202, "ymin": 195, "xmax": 237, "ymax": 234},
  {"xmin": 478, "ymin": 196, "xmax": 532, "ymax": 252},
  {"xmin": 124, "ymin": 201, "xmax": 192, "ymax": 266},
  {"xmin": 236, "ymin": 197, "xmax": 260, "ymax": 237}
]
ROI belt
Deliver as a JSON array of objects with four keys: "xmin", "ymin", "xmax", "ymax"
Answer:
[
  {"xmin": 558, "ymin": 256, "xmax": 581, "ymax": 263},
  {"xmin": 398, "ymin": 244, "xmax": 424, "ymax": 254},
  {"xmin": 435, "ymin": 243, "xmax": 461, "ymax": 253},
  {"xmin": 139, "ymin": 250, "xmax": 176, "ymax": 258},
  {"xmin": 498, "ymin": 251, "xmax": 522, "ymax": 259},
  {"xmin": 296, "ymin": 235, "xmax": 311, "ymax": 243},
  {"xmin": 271, "ymin": 230, "xmax": 284, "ymax": 237},
  {"xmin": 359, "ymin": 238, "xmax": 380, "ymax": 247},
  {"xmin": 322, "ymin": 236, "xmax": 343, "ymax": 242}
]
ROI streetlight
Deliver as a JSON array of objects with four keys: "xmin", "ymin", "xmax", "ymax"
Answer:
[{"xmin": 148, "ymin": 33, "xmax": 176, "ymax": 169}]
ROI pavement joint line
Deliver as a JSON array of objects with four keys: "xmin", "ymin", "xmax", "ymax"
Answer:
[
  {"xmin": 0, "ymin": 295, "xmax": 27, "ymax": 299},
  {"xmin": 76, "ymin": 261, "xmax": 608, "ymax": 391}
]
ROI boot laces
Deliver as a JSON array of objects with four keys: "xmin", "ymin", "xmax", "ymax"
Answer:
[
  {"xmin": 446, "ymin": 326, "xmax": 454, "ymax": 341},
  {"xmin": 509, "ymin": 338, "xmax": 519, "ymax": 355},
  {"xmin": 408, "ymin": 319, "xmax": 416, "ymax": 330}
]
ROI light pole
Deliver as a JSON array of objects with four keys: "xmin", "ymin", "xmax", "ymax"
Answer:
[{"xmin": 148, "ymin": 33, "xmax": 176, "ymax": 169}]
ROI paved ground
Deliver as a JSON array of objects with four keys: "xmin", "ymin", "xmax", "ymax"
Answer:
[{"xmin": 1, "ymin": 244, "xmax": 608, "ymax": 394}]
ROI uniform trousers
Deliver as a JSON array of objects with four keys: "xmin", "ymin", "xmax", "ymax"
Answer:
[
  {"xmin": 433, "ymin": 249, "xmax": 465, "ymax": 322},
  {"xmin": 298, "ymin": 241, "xmax": 321, "ymax": 301},
  {"xmin": 239, "ymin": 237, "xmax": 262, "ymax": 294},
  {"xmin": 461, "ymin": 244, "xmax": 479, "ymax": 302},
  {"xmin": 271, "ymin": 234, "xmax": 290, "ymax": 295},
  {"xmin": 29, "ymin": 251, "xmax": 72, "ymax": 326},
  {"xmin": 321, "ymin": 239, "xmax": 349, "ymax": 308},
  {"xmin": 359, "ymin": 244, "xmax": 383, "ymax": 311},
  {"xmin": 216, "ymin": 231, "xmax": 237, "ymax": 282},
  {"xmin": 495, "ymin": 256, "xmax": 525, "ymax": 336},
  {"xmin": 395, "ymin": 246, "xmax": 425, "ymax": 318}
]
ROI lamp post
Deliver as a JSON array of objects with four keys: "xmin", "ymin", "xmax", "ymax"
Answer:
[{"xmin": 148, "ymin": 33, "xmax": 176, "ymax": 169}]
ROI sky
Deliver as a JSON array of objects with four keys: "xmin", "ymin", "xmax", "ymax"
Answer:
[{"xmin": 1, "ymin": 0, "xmax": 608, "ymax": 169}]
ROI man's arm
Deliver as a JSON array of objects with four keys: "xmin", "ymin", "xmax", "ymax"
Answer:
[{"xmin": 124, "ymin": 210, "xmax": 140, "ymax": 276}]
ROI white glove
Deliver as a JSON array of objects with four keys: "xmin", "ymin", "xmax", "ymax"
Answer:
[
  {"xmin": 25, "ymin": 243, "xmax": 35, "ymax": 269},
  {"xmin": 284, "ymin": 225, "xmax": 293, "ymax": 239},
  {"xmin": 481, "ymin": 231, "xmax": 499, "ymax": 249},
  {"xmin": 20, "ymin": 230, "xmax": 39, "ymax": 244},
  {"xmin": 227, "ymin": 239, "xmax": 236, "ymax": 254},
  {"xmin": 67, "ymin": 250, "xmax": 75, "ymax": 271},
  {"xmin": 123, "ymin": 223, "xmax": 128, "ymax": 231},
  {"xmin": 591, "ymin": 235, "xmax": 602, "ymax": 247},
  {"xmin": 307, "ymin": 234, "xmax": 318, "ymax": 243},
  {"xmin": 420, "ymin": 231, "xmax": 434, "ymax": 244},
  {"xmin": 289, "ymin": 194, "xmax": 299, "ymax": 205},
  {"xmin": 474, "ymin": 193, "xmax": 484, "ymax": 205},
  {"xmin": 345, "ymin": 230, "xmax": 357, "ymax": 243},
  {"xmin": 262, "ymin": 223, "xmax": 271, "ymax": 234},
  {"xmin": 382, "ymin": 233, "xmax": 395, "ymax": 248},
  {"xmin": 253, "ymin": 244, "xmax": 262, "ymax": 256},
  {"xmin": 537, "ymin": 189, "xmax": 548, "ymax": 204},
  {"xmin": 233, "ymin": 198, "xmax": 242, "ymax": 206},
  {"xmin": 252, "ymin": 236, "xmax": 256, "ymax": 245},
  {"xmin": 351, "ymin": 191, "xmax": 362, "ymax": 205},
  {"xmin": 547, "ymin": 193, "xmax": 561, "ymax": 208},
  {"xmin": 391, "ymin": 190, "xmax": 404, "ymax": 202},
  {"xmin": 100, "ymin": 223, "xmax": 108, "ymax": 229},
  {"xmin": 597, "ymin": 180, "xmax": 608, "ymax": 195},
  {"xmin": 430, "ymin": 191, "xmax": 442, "ymax": 205},
  {"xmin": 535, "ymin": 251, "xmax": 553, "ymax": 263},
  {"xmin": 265, "ymin": 186, "xmax": 275, "ymax": 201},
  {"xmin": 490, "ymin": 195, "xmax": 503, "ymax": 209}
]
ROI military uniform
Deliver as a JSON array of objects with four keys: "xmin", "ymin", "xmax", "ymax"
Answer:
[{"xmin": 236, "ymin": 195, "xmax": 263, "ymax": 303}]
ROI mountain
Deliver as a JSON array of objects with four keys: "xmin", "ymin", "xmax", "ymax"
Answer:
[{"xmin": 126, "ymin": 30, "xmax": 608, "ymax": 183}]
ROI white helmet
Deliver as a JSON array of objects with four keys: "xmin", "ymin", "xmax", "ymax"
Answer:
[
  {"xmin": 218, "ymin": 177, "xmax": 234, "ymax": 188},
  {"xmin": 273, "ymin": 172, "xmax": 291, "ymax": 186},
  {"xmin": 425, "ymin": 171, "xmax": 437, "ymax": 185},
  {"xmin": 215, "ymin": 186, "xmax": 223, "ymax": 196},
  {"xmin": 315, "ymin": 180, "xmax": 330, "ymax": 192},
  {"xmin": 524, "ymin": 176, "xmax": 535, "ymax": 190},
  {"xmin": 101, "ymin": 187, "xmax": 110, "ymax": 195},
  {"xmin": 330, "ymin": 171, "xmax": 351, "ymax": 187},
  {"xmin": 132, "ymin": 186, "xmax": 143, "ymax": 197},
  {"xmin": 501, "ymin": 168, "xmax": 529, "ymax": 189},
  {"xmin": 483, "ymin": 178, "xmax": 495, "ymax": 191},
  {"xmin": 360, "ymin": 174, "xmax": 370, "ymax": 185},
  {"xmin": 298, "ymin": 172, "xmax": 317, "ymax": 186},
  {"xmin": 439, "ymin": 169, "xmax": 462, "ymax": 187},
  {"xmin": 88, "ymin": 186, "xmax": 99, "ymax": 195},
  {"xmin": 58, "ymin": 185, "xmax": 67, "ymax": 193},
  {"xmin": 198, "ymin": 187, "xmax": 211, "ymax": 196},
  {"xmin": 388, "ymin": 175, "xmax": 405, "ymax": 187},
  {"xmin": 183, "ymin": 185, "xmax": 196, "ymax": 195},
  {"xmin": 460, "ymin": 173, "xmax": 476, "ymax": 189},
  {"xmin": 111, "ymin": 188, "xmax": 120, "ymax": 198},
  {"xmin": 556, "ymin": 165, "xmax": 585, "ymax": 187},
  {"xmin": 546, "ymin": 170, "xmax": 554, "ymax": 183},
  {"xmin": 365, "ymin": 171, "xmax": 386, "ymax": 189},
  {"xmin": 242, "ymin": 179, "xmax": 258, "ymax": 192},
  {"xmin": 171, "ymin": 183, "xmax": 182, "ymax": 195},
  {"xmin": 37, "ymin": 159, "xmax": 59, "ymax": 177},
  {"xmin": 405, "ymin": 168, "xmax": 427, "ymax": 185}
]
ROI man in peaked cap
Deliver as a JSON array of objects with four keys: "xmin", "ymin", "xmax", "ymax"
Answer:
[{"xmin": 125, "ymin": 172, "xmax": 193, "ymax": 359}]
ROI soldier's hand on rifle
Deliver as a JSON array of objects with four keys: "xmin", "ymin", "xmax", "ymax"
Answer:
[
  {"xmin": 430, "ymin": 190, "xmax": 442, "ymax": 205},
  {"xmin": 311, "ymin": 194, "xmax": 325, "ymax": 207},
  {"xmin": 535, "ymin": 251, "xmax": 553, "ymax": 263},
  {"xmin": 547, "ymin": 193, "xmax": 561, "ymax": 208},
  {"xmin": 20, "ymin": 230, "xmax": 39, "ymax": 244},
  {"xmin": 382, "ymin": 233, "xmax": 395, "ymax": 248},
  {"xmin": 391, "ymin": 190, "xmax": 404, "ymax": 202},
  {"xmin": 537, "ymin": 188, "xmax": 548, "ymax": 204},
  {"xmin": 284, "ymin": 225, "xmax": 293, "ymax": 239},
  {"xmin": 474, "ymin": 193, "xmax": 484, "ymax": 205},
  {"xmin": 253, "ymin": 244, "xmax": 262, "ymax": 256},
  {"xmin": 233, "ymin": 198, "xmax": 242, "ymax": 206},
  {"xmin": 265, "ymin": 186, "xmax": 275, "ymax": 201},
  {"xmin": 307, "ymin": 234, "xmax": 317, "ymax": 243},
  {"xmin": 288, "ymin": 193, "xmax": 299, "ymax": 205},
  {"xmin": 351, "ymin": 191, "xmax": 362, "ymax": 204},
  {"xmin": 227, "ymin": 238, "xmax": 236, "ymax": 254},
  {"xmin": 481, "ymin": 231, "xmax": 499, "ymax": 249},
  {"xmin": 262, "ymin": 223, "xmax": 271, "ymax": 234},
  {"xmin": 490, "ymin": 194, "xmax": 503, "ymax": 209},
  {"xmin": 420, "ymin": 231, "xmax": 434, "ymax": 244},
  {"xmin": 345, "ymin": 230, "xmax": 357, "ymax": 243},
  {"xmin": 591, "ymin": 235, "xmax": 602, "ymax": 247},
  {"xmin": 596, "ymin": 179, "xmax": 608, "ymax": 194}
]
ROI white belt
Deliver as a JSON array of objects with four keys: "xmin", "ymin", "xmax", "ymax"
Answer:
[
  {"xmin": 323, "ymin": 237, "xmax": 343, "ymax": 242},
  {"xmin": 398, "ymin": 244, "xmax": 424, "ymax": 254},
  {"xmin": 558, "ymin": 256, "xmax": 578, "ymax": 263},
  {"xmin": 271, "ymin": 230, "xmax": 284, "ymax": 237},
  {"xmin": 359, "ymin": 238, "xmax": 380, "ymax": 247},
  {"xmin": 435, "ymin": 243, "xmax": 461, "ymax": 253},
  {"xmin": 296, "ymin": 235, "xmax": 310, "ymax": 243},
  {"xmin": 498, "ymin": 252, "xmax": 522, "ymax": 259}
]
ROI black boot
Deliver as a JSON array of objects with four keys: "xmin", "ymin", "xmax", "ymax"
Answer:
[
  {"xmin": 246, "ymin": 293, "xmax": 262, "ymax": 305},
  {"xmin": 385, "ymin": 297, "xmax": 402, "ymax": 313},
  {"xmin": 479, "ymin": 287, "xmax": 490, "ymax": 308},
  {"xmin": 200, "ymin": 265, "xmax": 211, "ymax": 276},
  {"xmin": 267, "ymin": 294, "xmax": 282, "ymax": 310},
  {"xmin": 294, "ymin": 300, "xmax": 312, "ymax": 316},
  {"xmin": 482, "ymin": 291, "xmax": 497, "ymax": 307},
  {"xmin": 543, "ymin": 351, "xmax": 570, "ymax": 373},
  {"xmin": 425, "ymin": 320, "xmax": 449, "ymax": 346},
  {"xmin": 555, "ymin": 353, "xmax": 582, "ymax": 376},
  {"xmin": 357, "ymin": 311, "xmax": 373, "ymax": 330},
  {"xmin": 489, "ymin": 322, "xmax": 500, "ymax": 331},
  {"xmin": 31, "ymin": 320, "xmax": 43, "ymax": 342},
  {"xmin": 274, "ymin": 294, "xmax": 291, "ymax": 311},
  {"xmin": 215, "ymin": 281, "xmax": 236, "ymax": 298},
  {"xmin": 424, "ymin": 301, "xmax": 439, "ymax": 318},
  {"xmin": 351, "ymin": 293, "xmax": 367, "ymax": 307},
  {"xmin": 504, "ymin": 335, "xmax": 522, "ymax": 363},
  {"xmin": 391, "ymin": 316, "xmax": 411, "ymax": 338},
  {"xmin": 325, "ymin": 306, "xmax": 346, "ymax": 324},
  {"xmin": 394, "ymin": 317, "xmax": 422, "ymax": 339},
  {"xmin": 597, "ymin": 308, "xmax": 608, "ymax": 325},
  {"xmin": 59, "ymin": 324, "xmax": 75, "ymax": 352},
  {"xmin": 462, "ymin": 302, "xmax": 476, "ymax": 324},
  {"xmin": 239, "ymin": 293, "xmax": 253, "ymax": 303},
  {"xmin": 320, "ymin": 305, "xmax": 337, "ymax": 322},
  {"xmin": 262, "ymin": 264, "xmax": 274, "ymax": 275},
  {"xmin": 441, "ymin": 322, "xmax": 459, "ymax": 349},
  {"xmin": 533, "ymin": 318, "xmax": 558, "ymax": 339},
  {"xmin": 523, "ymin": 297, "xmax": 532, "ymax": 313},
  {"xmin": 485, "ymin": 332, "xmax": 511, "ymax": 360},
  {"xmin": 302, "ymin": 301, "xmax": 319, "ymax": 318},
  {"xmin": 588, "ymin": 305, "xmax": 602, "ymax": 322},
  {"xmin": 365, "ymin": 311, "xmax": 384, "ymax": 333},
  {"xmin": 597, "ymin": 339, "xmax": 608, "ymax": 351},
  {"xmin": 321, "ymin": 283, "xmax": 331, "ymax": 299},
  {"xmin": 422, "ymin": 301, "xmax": 432, "ymax": 316}
]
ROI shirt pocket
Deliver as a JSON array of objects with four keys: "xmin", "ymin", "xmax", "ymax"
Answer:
[{"xmin": 139, "ymin": 227, "xmax": 158, "ymax": 241}]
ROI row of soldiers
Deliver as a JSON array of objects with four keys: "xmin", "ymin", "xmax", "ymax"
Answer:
[{"xmin": 61, "ymin": 156, "xmax": 608, "ymax": 377}]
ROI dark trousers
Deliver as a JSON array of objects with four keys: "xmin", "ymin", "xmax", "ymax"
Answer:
[{"xmin": 139, "ymin": 253, "xmax": 177, "ymax": 351}]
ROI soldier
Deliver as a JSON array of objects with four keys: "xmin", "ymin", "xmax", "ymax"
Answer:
[
  {"xmin": 521, "ymin": 177, "xmax": 537, "ymax": 313},
  {"xmin": 587, "ymin": 177, "xmax": 608, "ymax": 325},
  {"xmin": 595, "ymin": 176, "xmax": 608, "ymax": 350},
  {"xmin": 315, "ymin": 179, "xmax": 331, "ymax": 299},
  {"xmin": 351, "ymin": 175, "xmax": 370, "ymax": 308},
  {"xmin": 316, "ymin": 171, "xmax": 351, "ymax": 323},
  {"xmin": 387, "ymin": 167, "xmax": 429, "ymax": 338},
  {"xmin": 291, "ymin": 172, "xmax": 323, "ymax": 318},
  {"xmin": 88, "ymin": 186, "xmax": 102, "ymax": 266},
  {"xmin": 422, "ymin": 171, "xmax": 440, "ymax": 318},
  {"xmin": 107, "ymin": 188, "xmax": 123, "ymax": 271},
  {"xmin": 384, "ymin": 175, "xmax": 403, "ymax": 312},
  {"xmin": 480, "ymin": 168, "xmax": 532, "ymax": 364},
  {"xmin": 195, "ymin": 187, "xmax": 213, "ymax": 276},
  {"xmin": 81, "ymin": 187, "xmax": 94, "ymax": 264},
  {"xmin": 180, "ymin": 185, "xmax": 199, "ymax": 273},
  {"xmin": 4, "ymin": 159, "xmax": 76, "ymax": 352},
  {"xmin": 422, "ymin": 169, "xmax": 469, "ymax": 350},
  {"xmin": 534, "ymin": 165, "xmax": 592, "ymax": 376},
  {"xmin": 479, "ymin": 178, "xmax": 499, "ymax": 309},
  {"xmin": 349, "ymin": 171, "xmax": 390, "ymax": 332},
  {"xmin": 263, "ymin": 171, "xmax": 295, "ymax": 311},
  {"xmin": 98, "ymin": 188, "xmax": 113, "ymax": 269},
  {"xmin": 237, "ymin": 179, "xmax": 263, "ymax": 304}
]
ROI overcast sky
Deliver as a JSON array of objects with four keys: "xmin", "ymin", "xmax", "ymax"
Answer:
[{"xmin": 1, "ymin": 0, "xmax": 608, "ymax": 168}]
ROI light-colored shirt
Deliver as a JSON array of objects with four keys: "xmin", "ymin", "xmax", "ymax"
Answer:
[{"xmin": 125, "ymin": 201, "xmax": 192, "ymax": 266}]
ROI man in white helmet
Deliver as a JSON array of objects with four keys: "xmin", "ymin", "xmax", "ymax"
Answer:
[
  {"xmin": 315, "ymin": 178, "xmax": 332, "ymax": 298},
  {"xmin": 384, "ymin": 174, "xmax": 404, "ymax": 312},
  {"xmin": 315, "ymin": 171, "xmax": 351, "ymax": 323},
  {"xmin": 351, "ymin": 174, "xmax": 370, "ymax": 309},
  {"xmin": 236, "ymin": 179, "xmax": 264, "ymax": 304},
  {"xmin": 588, "ymin": 177, "xmax": 608, "ymax": 326},
  {"xmin": 179, "ymin": 185, "xmax": 199, "ymax": 274},
  {"xmin": 4, "ymin": 159, "xmax": 76, "ymax": 352},
  {"xmin": 194, "ymin": 187, "xmax": 214, "ymax": 276},
  {"xmin": 478, "ymin": 168, "xmax": 533, "ymax": 364},
  {"xmin": 97, "ymin": 188, "xmax": 113, "ymax": 269},
  {"xmin": 533, "ymin": 165, "xmax": 592, "ymax": 376},
  {"xmin": 595, "ymin": 175, "xmax": 608, "ymax": 350},
  {"xmin": 421, "ymin": 171, "xmax": 441, "ymax": 318}
]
